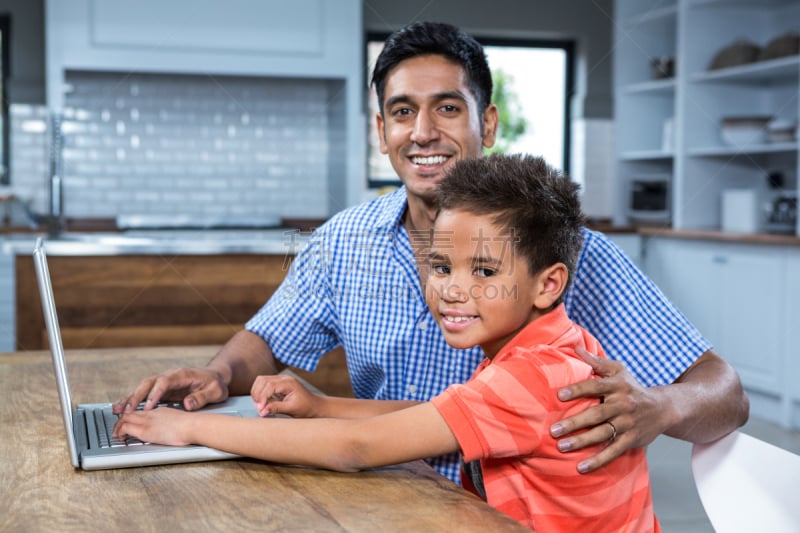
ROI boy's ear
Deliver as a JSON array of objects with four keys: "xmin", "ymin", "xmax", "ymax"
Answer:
[{"xmin": 531, "ymin": 263, "xmax": 568, "ymax": 310}]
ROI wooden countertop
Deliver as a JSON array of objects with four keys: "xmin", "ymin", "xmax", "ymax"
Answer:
[
  {"xmin": 638, "ymin": 226, "xmax": 800, "ymax": 246},
  {"xmin": 2, "ymin": 214, "xmax": 798, "ymax": 246},
  {"xmin": 0, "ymin": 346, "xmax": 525, "ymax": 532}
]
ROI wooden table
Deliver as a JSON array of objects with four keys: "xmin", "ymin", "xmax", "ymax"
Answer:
[{"xmin": 0, "ymin": 346, "xmax": 525, "ymax": 532}]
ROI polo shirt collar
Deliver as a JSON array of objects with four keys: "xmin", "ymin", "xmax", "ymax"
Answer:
[{"xmin": 499, "ymin": 304, "xmax": 574, "ymax": 356}]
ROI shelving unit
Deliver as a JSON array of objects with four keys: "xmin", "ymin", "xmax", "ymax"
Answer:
[
  {"xmin": 617, "ymin": 0, "xmax": 800, "ymax": 429},
  {"xmin": 614, "ymin": 0, "xmax": 800, "ymax": 235}
]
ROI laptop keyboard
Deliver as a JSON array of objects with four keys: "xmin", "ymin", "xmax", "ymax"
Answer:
[{"xmin": 94, "ymin": 403, "xmax": 184, "ymax": 448}]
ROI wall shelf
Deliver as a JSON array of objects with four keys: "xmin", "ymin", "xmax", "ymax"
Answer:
[
  {"xmin": 622, "ymin": 79, "xmax": 677, "ymax": 94},
  {"xmin": 690, "ymin": 55, "xmax": 800, "ymax": 84},
  {"xmin": 614, "ymin": 0, "xmax": 799, "ymax": 235},
  {"xmin": 624, "ymin": 4, "xmax": 678, "ymax": 26},
  {"xmin": 689, "ymin": 143, "xmax": 799, "ymax": 157},
  {"xmin": 620, "ymin": 150, "xmax": 674, "ymax": 161}
]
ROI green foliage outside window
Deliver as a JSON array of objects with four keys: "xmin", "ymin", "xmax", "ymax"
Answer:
[{"xmin": 487, "ymin": 69, "xmax": 527, "ymax": 154}]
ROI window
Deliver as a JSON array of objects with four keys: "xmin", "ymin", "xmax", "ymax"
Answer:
[{"xmin": 365, "ymin": 34, "xmax": 573, "ymax": 187}]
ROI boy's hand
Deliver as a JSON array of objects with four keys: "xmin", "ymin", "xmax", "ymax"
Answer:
[
  {"xmin": 113, "ymin": 407, "xmax": 193, "ymax": 447},
  {"xmin": 250, "ymin": 374, "xmax": 324, "ymax": 418}
]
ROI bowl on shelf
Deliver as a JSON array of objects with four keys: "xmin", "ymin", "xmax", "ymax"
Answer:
[
  {"xmin": 766, "ymin": 119, "xmax": 797, "ymax": 143},
  {"xmin": 708, "ymin": 39, "xmax": 761, "ymax": 70},
  {"xmin": 758, "ymin": 32, "xmax": 800, "ymax": 62},
  {"xmin": 720, "ymin": 116, "xmax": 771, "ymax": 146}
]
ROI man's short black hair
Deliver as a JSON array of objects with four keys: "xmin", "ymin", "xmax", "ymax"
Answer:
[{"xmin": 371, "ymin": 21, "xmax": 493, "ymax": 115}]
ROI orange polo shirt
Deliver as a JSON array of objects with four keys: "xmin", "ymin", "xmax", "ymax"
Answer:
[{"xmin": 431, "ymin": 304, "xmax": 660, "ymax": 532}]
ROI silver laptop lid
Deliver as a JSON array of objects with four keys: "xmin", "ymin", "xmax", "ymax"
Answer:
[{"xmin": 33, "ymin": 237, "xmax": 81, "ymax": 468}]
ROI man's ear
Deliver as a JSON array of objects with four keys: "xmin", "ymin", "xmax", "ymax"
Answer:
[
  {"xmin": 482, "ymin": 104, "xmax": 499, "ymax": 149},
  {"xmin": 531, "ymin": 263, "xmax": 568, "ymax": 310},
  {"xmin": 376, "ymin": 112, "xmax": 388, "ymax": 154}
]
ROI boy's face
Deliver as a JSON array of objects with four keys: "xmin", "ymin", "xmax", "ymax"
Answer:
[
  {"xmin": 425, "ymin": 208, "xmax": 543, "ymax": 358},
  {"xmin": 376, "ymin": 55, "xmax": 498, "ymax": 206}
]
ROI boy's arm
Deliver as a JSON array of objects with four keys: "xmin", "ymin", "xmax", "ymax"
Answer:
[
  {"xmin": 251, "ymin": 374, "xmax": 420, "ymax": 418},
  {"xmin": 115, "ymin": 402, "xmax": 458, "ymax": 472}
]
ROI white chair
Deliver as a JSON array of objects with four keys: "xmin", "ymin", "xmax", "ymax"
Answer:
[{"xmin": 691, "ymin": 430, "xmax": 800, "ymax": 533}]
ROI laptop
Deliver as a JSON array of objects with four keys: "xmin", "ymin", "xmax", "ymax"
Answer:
[{"xmin": 33, "ymin": 237, "xmax": 260, "ymax": 470}]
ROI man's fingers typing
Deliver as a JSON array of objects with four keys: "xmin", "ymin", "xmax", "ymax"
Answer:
[{"xmin": 113, "ymin": 367, "xmax": 227, "ymax": 414}]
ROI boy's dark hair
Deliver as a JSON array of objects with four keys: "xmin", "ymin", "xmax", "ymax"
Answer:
[
  {"xmin": 371, "ymin": 21, "xmax": 493, "ymax": 115},
  {"xmin": 437, "ymin": 153, "xmax": 586, "ymax": 296}
]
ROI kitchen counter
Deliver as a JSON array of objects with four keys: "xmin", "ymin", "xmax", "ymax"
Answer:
[
  {"xmin": 4, "ymin": 223, "xmax": 799, "ymax": 256},
  {"xmin": 3, "ymin": 229, "xmax": 309, "ymax": 256},
  {"xmin": 638, "ymin": 227, "xmax": 800, "ymax": 246}
]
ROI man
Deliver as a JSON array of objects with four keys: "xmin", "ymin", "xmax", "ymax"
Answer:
[{"xmin": 115, "ymin": 22, "xmax": 748, "ymax": 484}]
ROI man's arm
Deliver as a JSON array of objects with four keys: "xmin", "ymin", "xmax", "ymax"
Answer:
[
  {"xmin": 550, "ymin": 348, "xmax": 749, "ymax": 473},
  {"xmin": 114, "ymin": 329, "xmax": 281, "ymax": 413},
  {"xmin": 209, "ymin": 330, "xmax": 284, "ymax": 396}
]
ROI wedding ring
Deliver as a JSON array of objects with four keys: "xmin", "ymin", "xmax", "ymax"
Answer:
[{"xmin": 607, "ymin": 421, "xmax": 617, "ymax": 441}]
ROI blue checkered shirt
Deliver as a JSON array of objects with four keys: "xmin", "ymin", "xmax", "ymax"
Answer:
[{"xmin": 246, "ymin": 188, "xmax": 711, "ymax": 484}]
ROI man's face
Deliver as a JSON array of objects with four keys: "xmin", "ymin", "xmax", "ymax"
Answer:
[{"xmin": 376, "ymin": 55, "xmax": 498, "ymax": 205}]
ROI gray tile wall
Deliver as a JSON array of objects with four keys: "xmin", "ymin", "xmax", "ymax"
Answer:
[
  {"xmin": 8, "ymin": 72, "xmax": 347, "ymax": 221},
  {"xmin": 8, "ymin": 104, "xmax": 50, "ymax": 216},
  {"xmin": 60, "ymin": 71, "xmax": 338, "ymax": 219}
]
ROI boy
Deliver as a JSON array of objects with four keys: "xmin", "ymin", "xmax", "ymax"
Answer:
[{"xmin": 115, "ymin": 154, "xmax": 660, "ymax": 532}]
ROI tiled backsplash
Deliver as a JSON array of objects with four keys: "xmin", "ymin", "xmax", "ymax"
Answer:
[
  {"xmin": 8, "ymin": 71, "xmax": 348, "ymax": 220},
  {"xmin": 8, "ymin": 104, "xmax": 50, "ymax": 216},
  {"xmin": 6, "ymin": 72, "xmax": 615, "ymax": 223},
  {"xmin": 571, "ymin": 118, "xmax": 615, "ymax": 220}
]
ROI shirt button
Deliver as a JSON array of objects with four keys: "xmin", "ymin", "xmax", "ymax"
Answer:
[
  {"xmin": 407, "ymin": 384, "xmax": 418, "ymax": 395},
  {"xmin": 418, "ymin": 322, "xmax": 428, "ymax": 330}
]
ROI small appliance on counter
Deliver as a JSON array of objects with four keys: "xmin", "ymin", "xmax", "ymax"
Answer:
[
  {"xmin": 765, "ymin": 192, "xmax": 797, "ymax": 235},
  {"xmin": 628, "ymin": 176, "xmax": 670, "ymax": 226},
  {"xmin": 721, "ymin": 189, "xmax": 762, "ymax": 233}
]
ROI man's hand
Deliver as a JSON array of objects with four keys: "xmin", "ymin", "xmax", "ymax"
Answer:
[
  {"xmin": 112, "ymin": 367, "xmax": 229, "ymax": 415},
  {"xmin": 251, "ymin": 374, "xmax": 323, "ymax": 418},
  {"xmin": 550, "ymin": 347, "xmax": 671, "ymax": 474}
]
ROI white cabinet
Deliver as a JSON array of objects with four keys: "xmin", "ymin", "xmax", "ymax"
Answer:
[
  {"xmin": 644, "ymin": 237, "xmax": 718, "ymax": 338},
  {"xmin": 786, "ymin": 249, "xmax": 800, "ymax": 427},
  {"xmin": 607, "ymin": 232, "xmax": 643, "ymax": 267},
  {"xmin": 613, "ymin": 2, "xmax": 678, "ymax": 226},
  {"xmin": 0, "ymin": 237, "xmax": 14, "ymax": 352},
  {"xmin": 644, "ymin": 236, "xmax": 796, "ymax": 427},
  {"xmin": 614, "ymin": 0, "xmax": 800, "ymax": 235},
  {"xmin": 45, "ymin": 0, "xmax": 366, "ymax": 209},
  {"xmin": 46, "ymin": 0, "xmax": 362, "ymax": 107}
]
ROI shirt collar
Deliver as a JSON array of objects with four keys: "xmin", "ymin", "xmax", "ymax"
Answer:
[
  {"xmin": 498, "ymin": 304, "xmax": 576, "ymax": 355},
  {"xmin": 374, "ymin": 186, "xmax": 409, "ymax": 232}
]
